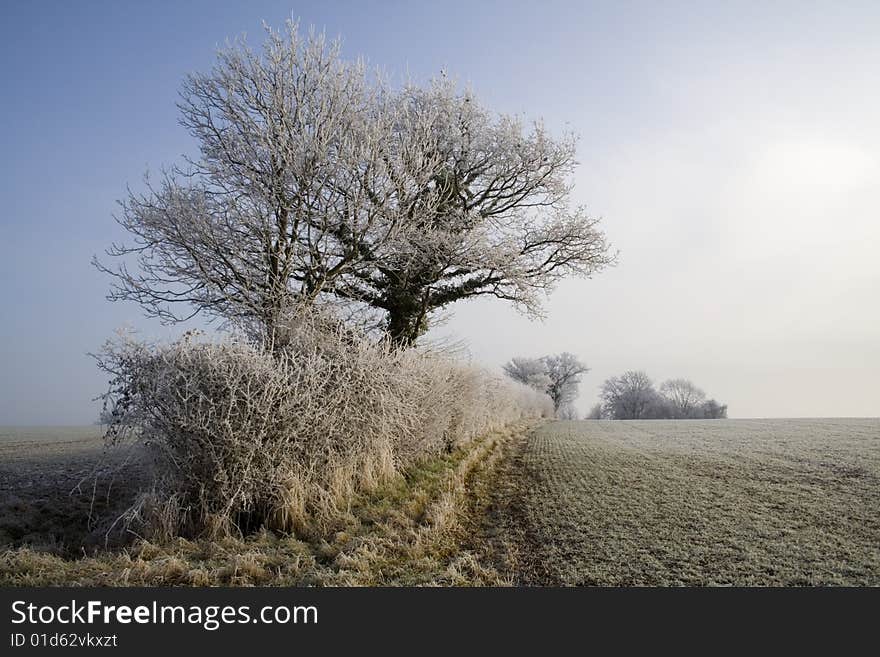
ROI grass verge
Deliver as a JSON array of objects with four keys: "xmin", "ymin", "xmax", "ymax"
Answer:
[{"xmin": 0, "ymin": 423, "xmax": 533, "ymax": 586}]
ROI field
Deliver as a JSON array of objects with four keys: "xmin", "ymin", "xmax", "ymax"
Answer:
[
  {"xmin": 0, "ymin": 426, "xmax": 151, "ymax": 554},
  {"xmin": 1, "ymin": 419, "xmax": 878, "ymax": 586},
  {"xmin": 497, "ymin": 419, "xmax": 880, "ymax": 585}
]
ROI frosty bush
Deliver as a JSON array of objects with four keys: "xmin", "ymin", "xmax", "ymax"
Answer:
[{"xmin": 96, "ymin": 311, "xmax": 551, "ymax": 538}]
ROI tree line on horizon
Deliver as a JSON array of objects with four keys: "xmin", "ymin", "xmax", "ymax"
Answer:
[
  {"xmin": 590, "ymin": 371, "xmax": 727, "ymax": 420},
  {"xmin": 503, "ymin": 356, "xmax": 727, "ymax": 420}
]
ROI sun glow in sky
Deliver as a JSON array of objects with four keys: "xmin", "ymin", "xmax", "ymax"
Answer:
[
  {"xmin": 752, "ymin": 137, "xmax": 877, "ymax": 199},
  {"xmin": 1, "ymin": 1, "xmax": 878, "ymax": 423}
]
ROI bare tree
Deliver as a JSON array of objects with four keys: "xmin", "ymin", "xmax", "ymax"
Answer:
[
  {"xmin": 503, "ymin": 352, "xmax": 588, "ymax": 414},
  {"xmin": 601, "ymin": 371, "xmax": 728, "ymax": 420},
  {"xmin": 641, "ymin": 392, "xmax": 674, "ymax": 419},
  {"xmin": 502, "ymin": 357, "xmax": 551, "ymax": 391},
  {"xmin": 332, "ymin": 79, "xmax": 615, "ymax": 345},
  {"xmin": 660, "ymin": 378, "xmax": 706, "ymax": 418},
  {"xmin": 542, "ymin": 353, "xmax": 589, "ymax": 413},
  {"xmin": 95, "ymin": 22, "xmax": 447, "ymax": 344},
  {"xmin": 701, "ymin": 399, "xmax": 728, "ymax": 419},
  {"xmin": 600, "ymin": 370, "xmax": 656, "ymax": 419},
  {"xmin": 585, "ymin": 403, "xmax": 604, "ymax": 419},
  {"xmin": 96, "ymin": 22, "xmax": 614, "ymax": 347}
]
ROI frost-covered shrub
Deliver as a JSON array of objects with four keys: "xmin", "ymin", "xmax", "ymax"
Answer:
[{"xmin": 96, "ymin": 311, "xmax": 550, "ymax": 538}]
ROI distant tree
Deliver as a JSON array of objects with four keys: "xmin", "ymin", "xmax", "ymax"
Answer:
[
  {"xmin": 659, "ymin": 378, "xmax": 706, "ymax": 418},
  {"xmin": 502, "ymin": 357, "xmax": 552, "ymax": 391},
  {"xmin": 700, "ymin": 399, "xmax": 728, "ymax": 419},
  {"xmin": 558, "ymin": 404, "xmax": 579, "ymax": 420},
  {"xmin": 503, "ymin": 352, "xmax": 589, "ymax": 414},
  {"xmin": 542, "ymin": 353, "xmax": 589, "ymax": 413},
  {"xmin": 600, "ymin": 370, "xmax": 656, "ymax": 419},
  {"xmin": 600, "ymin": 371, "xmax": 727, "ymax": 420},
  {"xmin": 641, "ymin": 392, "xmax": 674, "ymax": 419},
  {"xmin": 586, "ymin": 403, "xmax": 604, "ymax": 420}
]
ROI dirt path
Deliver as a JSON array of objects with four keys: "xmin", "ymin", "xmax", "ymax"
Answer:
[{"xmin": 486, "ymin": 419, "xmax": 880, "ymax": 586}]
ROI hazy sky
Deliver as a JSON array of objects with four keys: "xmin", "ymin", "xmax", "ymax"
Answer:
[{"xmin": 1, "ymin": 1, "xmax": 878, "ymax": 424}]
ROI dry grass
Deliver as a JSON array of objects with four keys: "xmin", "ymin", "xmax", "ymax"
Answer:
[
  {"xmin": 1, "ymin": 308, "xmax": 551, "ymax": 585},
  {"xmin": 9, "ymin": 417, "xmax": 870, "ymax": 587},
  {"xmin": 95, "ymin": 310, "xmax": 551, "ymax": 540},
  {"xmin": 0, "ymin": 424, "xmax": 532, "ymax": 586},
  {"xmin": 504, "ymin": 419, "xmax": 880, "ymax": 585}
]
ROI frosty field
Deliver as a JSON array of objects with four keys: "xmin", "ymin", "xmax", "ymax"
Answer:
[
  {"xmin": 496, "ymin": 419, "xmax": 880, "ymax": 585},
  {"xmin": 0, "ymin": 426, "xmax": 150, "ymax": 554},
  {"xmin": 1, "ymin": 419, "xmax": 878, "ymax": 586}
]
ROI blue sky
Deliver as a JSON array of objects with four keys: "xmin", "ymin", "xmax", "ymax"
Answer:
[{"xmin": 2, "ymin": 1, "xmax": 879, "ymax": 423}]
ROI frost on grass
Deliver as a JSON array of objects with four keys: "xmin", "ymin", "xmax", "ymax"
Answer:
[
  {"xmin": 509, "ymin": 419, "xmax": 880, "ymax": 585},
  {"xmin": 95, "ymin": 309, "xmax": 552, "ymax": 540}
]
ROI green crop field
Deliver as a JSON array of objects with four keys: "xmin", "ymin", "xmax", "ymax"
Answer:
[{"xmin": 500, "ymin": 419, "xmax": 880, "ymax": 585}]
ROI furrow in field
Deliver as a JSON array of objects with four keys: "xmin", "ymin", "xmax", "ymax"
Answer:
[{"xmin": 500, "ymin": 419, "xmax": 880, "ymax": 586}]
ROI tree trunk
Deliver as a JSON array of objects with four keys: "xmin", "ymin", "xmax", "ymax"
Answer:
[
  {"xmin": 384, "ymin": 291, "xmax": 431, "ymax": 348},
  {"xmin": 385, "ymin": 306, "xmax": 422, "ymax": 347}
]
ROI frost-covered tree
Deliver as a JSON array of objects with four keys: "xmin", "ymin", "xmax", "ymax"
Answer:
[
  {"xmin": 600, "ymin": 370, "xmax": 656, "ymax": 420},
  {"xmin": 542, "ymin": 352, "xmax": 589, "ymax": 413},
  {"xmin": 502, "ymin": 357, "xmax": 552, "ymax": 391},
  {"xmin": 332, "ymin": 80, "xmax": 615, "ymax": 345},
  {"xmin": 96, "ymin": 21, "xmax": 614, "ymax": 347},
  {"xmin": 503, "ymin": 352, "xmax": 588, "ymax": 414},
  {"xmin": 96, "ymin": 23, "xmax": 448, "ymax": 344},
  {"xmin": 586, "ymin": 403, "xmax": 604, "ymax": 419},
  {"xmin": 601, "ymin": 372, "xmax": 727, "ymax": 419},
  {"xmin": 659, "ymin": 378, "xmax": 706, "ymax": 418},
  {"xmin": 700, "ymin": 399, "xmax": 728, "ymax": 419}
]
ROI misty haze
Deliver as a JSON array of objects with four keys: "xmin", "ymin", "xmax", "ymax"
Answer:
[{"xmin": 0, "ymin": 2, "xmax": 877, "ymax": 589}]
